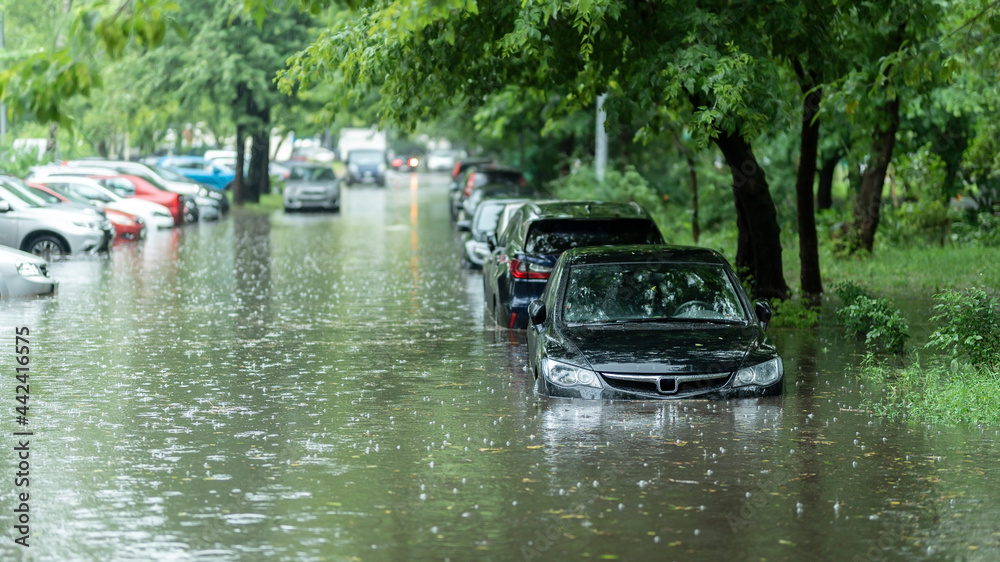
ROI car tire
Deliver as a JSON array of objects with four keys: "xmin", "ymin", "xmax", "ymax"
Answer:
[{"xmin": 25, "ymin": 234, "xmax": 68, "ymax": 257}]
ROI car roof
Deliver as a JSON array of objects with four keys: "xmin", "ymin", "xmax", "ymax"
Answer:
[
  {"xmin": 518, "ymin": 200, "xmax": 651, "ymax": 220},
  {"xmin": 561, "ymin": 244, "xmax": 729, "ymax": 267}
]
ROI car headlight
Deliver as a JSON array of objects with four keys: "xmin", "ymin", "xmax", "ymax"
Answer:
[
  {"xmin": 378, "ymin": 163, "xmax": 387, "ymax": 173},
  {"xmin": 733, "ymin": 357, "xmax": 783, "ymax": 387},
  {"xmin": 348, "ymin": 164, "xmax": 359, "ymax": 174},
  {"xmin": 16, "ymin": 262, "xmax": 44, "ymax": 278},
  {"xmin": 541, "ymin": 358, "xmax": 602, "ymax": 388},
  {"xmin": 73, "ymin": 220, "xmax": 101, "ymax": 230},
  {"xmin": 199, "ymin": 187, "xmax": 211, "ymax": 197}
]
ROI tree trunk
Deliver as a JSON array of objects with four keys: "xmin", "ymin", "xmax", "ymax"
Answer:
[
  {"xmin": 712, "ymin": 130, "xmax": 790, "ymax": 301},
  {"xmin": 248, "ymin": 129, "xmax": 269, "ymax": 200},
  {"xmin": 233, "ymin": 124, "xmax": 246, "ymax": 206},
  {"xmin": 851, "ymin": 97, "xmax": 900, "ymax": 254},
  {"xmin": 793, "ymin": 63, "xmax": 823, "ymax": 300},
  {"xmin": 672, "ymin": 133, "xmax": 699, "ymax": 243},
  {"xmin": 816, "ymin": 154, "xmax": 839, "ymax": 211}
]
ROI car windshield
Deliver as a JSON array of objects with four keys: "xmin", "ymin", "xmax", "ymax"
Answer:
[
  {"xmin": 525, "ymin": 219, "xmax": 662, "ymax": 255},
  {"xmin": 349, "ymin": 150, "xmax": 384, "ymax": 165},
  {"xmin": 0, "ymin": 177, "xmax": 47, "ymax": 207},
  {"xmin": 62, "ymin": 181, "xmax": 119, "ymax": 203},
  {"xmin": 563, "ymin": 262, "xmax": 748, "ymax": 325},
  {"xmin": 289, "ymin": 166, "xmax": 336, "ymax": 181},
  {"xmin": 473, "ymin": 202, "xmax": 507, "ymax": 234},
  {"xmin": 39, "ymin": 184, "xmax": 94, "ymax": 205}
]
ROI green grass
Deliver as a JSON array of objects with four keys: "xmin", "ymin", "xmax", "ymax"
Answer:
[
  {"xmin": 859, "ymin": 355, "xmax": 1000, "ymax": 426},
  {"xmin": 236, "ymin": 192, "xmax": 284, "ymax": 212}
]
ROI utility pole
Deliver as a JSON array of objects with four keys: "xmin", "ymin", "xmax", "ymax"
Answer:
[{"xmin": 595, "ymin": 93, "xmax": 608, "ymax": 182}]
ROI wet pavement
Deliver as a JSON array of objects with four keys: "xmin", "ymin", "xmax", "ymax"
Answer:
[{"xmin": 2, "ymin": 172, "xmax": 999, "ymax": 561}]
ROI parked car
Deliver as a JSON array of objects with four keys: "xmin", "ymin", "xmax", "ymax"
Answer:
[
  {"xmin": 390, "ymin": 154, "xmax": 421, "ymax": 172},
  {"xmin": 281, "ymin": 163, "xmax": 341, "ymax": 212},
  {"xmin": 459, "ymin": 198, "xmax": 530, "ymax": 269},
  {"xmin": 30, "ymin": 177, "xmax": 174, "ymax": 231},
  {"xmin": 92, "ymin": 174, "xmax": 185, "ymax": 226},
  {"xmin": 62, "ymin": 160, "xmax": 227, "ymax": 216},
  {"xmin": 526, "ymin": 245, "xmax": 782, "ymax": 400},
  {"xmin": 483, "ymin": 201, "xmax": 664, "ymax": 329},
  {"xmin": 345, "ymin": 149, "xmax": 387, "ymax": 186},
  {"xmin": 291, "ymin": 146, "xmax": 337, "ymax": 163},
  {"xmin": 0, "ymin": 175, "xmax": 114, "ymax": 256},
  {"xmin": 426, "ymin": 149, "xmax": 467, "ymax": 172},
  {"xmin": 26, "ymin": 184, "xmax": 146, "ymax": 242},
  {"xmin": 460, "ymin": 182, "xmax": 543, "ymax": 223},
  {"xmin": 157, "ymin": 156, "xmax": 235, "ymax": 191},
  {"xmin": 0, "ymin": 245, "xmax": 57, "ymax": 298},
  {"xmin": 450, "ymin": 165, "xmax": 523, "ymax": 222}
]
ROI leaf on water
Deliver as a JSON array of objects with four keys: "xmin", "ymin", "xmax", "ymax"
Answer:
[
  {"xmin": 526, "ymin": 445, "xmax": 544, "ymax": 449},
  {"xmin": 779, "ymin": 539, "xmax": 795, "ymax": 546}
]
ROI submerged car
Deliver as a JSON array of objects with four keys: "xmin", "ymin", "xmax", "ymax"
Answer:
[
  {"xmin": 526, "ymin": 245, "xmax": 781, "ymax": 400},
  {"xmin": 0, "ymin": 246, "xmax": 57, "ymax": 298},
  {"xmin": 281, "ymin": 164, "xmax": 341, "ymax": 212},
  {"xmin": 483, "ymin": 200, "xmax": 664, "ymax": 329}
]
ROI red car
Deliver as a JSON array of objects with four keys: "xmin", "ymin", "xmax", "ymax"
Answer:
[
  {"xmin": 93, "ymin": 174, "xmax": 185, "ymax": 226},
  {"xmin": 27, "ymin": 183, "xmax": 146, "ymax": 242}
]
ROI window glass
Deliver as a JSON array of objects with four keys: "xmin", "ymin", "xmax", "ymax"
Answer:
[
  {"xmin": 563, "ymin": 262, "xmax": 747, "ymax": 324},
  {"xmin": 525, "ymin": 219, "xmax": 662, "ymax": 255}
]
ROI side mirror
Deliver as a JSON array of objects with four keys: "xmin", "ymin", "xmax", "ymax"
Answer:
[
  {"xmin": 456, "ymin": 220, "xmax": 471, "ymax": 232},
  {"xmin": 0, "ymin": 200, "xmax": 10, "ymax": 213},
  {"xmin": 528, "ymin": 299, "xmax": 547, "ymax": 327},
  {"xmin": 486, "ymin": 233, "xmax": 497, "ymax": 252},
  {"xmin": 754, "ymin": 300, "xmax": 772, "ymax": 330}
]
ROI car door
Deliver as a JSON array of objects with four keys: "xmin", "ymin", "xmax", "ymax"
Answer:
[{"xmin": 0, "ymin": 194, "xmax": 22, "ymax": 248}]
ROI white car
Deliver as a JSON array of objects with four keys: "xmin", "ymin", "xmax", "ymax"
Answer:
[
  {"xmin": 29, "ymin": 176, "xmax": 176, "ymax": 230},
  {"xmin": 0, "ymin": 245, "xmax": 57, "ymax": 298},
  {"xmin": 426, "ymin": 149, "xmax": 467, "ymax": 172}
]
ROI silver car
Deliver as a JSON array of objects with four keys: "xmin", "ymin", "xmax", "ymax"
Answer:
[
  {"xmin": 0, "ymin": 246, "xmax": 57, "ymax": 297},
  {"xmin": 0, "ymin": 176, "xmax": 115, "ymax": 256},
  {"xmin": 282, "ymin": 164, "xmax": 341, "ymax": 212}
]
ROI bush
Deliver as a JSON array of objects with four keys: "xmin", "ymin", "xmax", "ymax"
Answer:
[
  {"xmin": 926, "ymin": 287, "xmax": 1000, "ymax": 371},
  {"xmin": 833, "ymin": 280, "xmax": 874, "ymax": 307},
  {"xmin": 836, "ymin": 295, "xmax": 910, "ymax": 353},
  {"xmin": 768, "ymin": 297, "xmax": 820, "ymax": 328}
]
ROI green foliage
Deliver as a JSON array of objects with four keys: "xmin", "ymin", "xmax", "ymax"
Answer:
[
  {"xmin": 0, "ymin": 142, "xmax": 51, "ymax": 178},
  {"xmin": 836, "ymin": 295, "xmax": 910, "ymax": 353},
  {"xmin": 547, "ymin": 164, "xmax": 672, "ymax": 240},
  {"xmin": 834, "ymin": 280, "xmax": 875, "ymax": 307},
  {"xmin": 926, "ymin": 287, "xmax": 1000, "ymax": 370},
  {"xmin": 768, "ymin": 297, "xmax": 820, "ymax": 328},
  {"xmin": 859, "ymin": 353, "xmax": 1000, "ymax": 426},
  {"xmin": 950, "ymin": 211, "xmax": 1000, "ymax": 247}
]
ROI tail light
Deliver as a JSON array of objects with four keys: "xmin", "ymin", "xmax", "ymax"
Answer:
[
  {"xmin": 451, "ymin": 162, "xmax": 461, "ymax": 179},
  {"xmin": 509, "ymin": 258, "xmax": 551, "ymax": 280},
  {"xmin": 463, "ymin": 173, "xmax": 476, "ymax": 197},
  {"xmin": 392, "ymin": 158, "xmax": 403, "ymax": 167}
]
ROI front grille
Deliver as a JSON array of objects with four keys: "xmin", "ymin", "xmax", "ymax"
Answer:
[{"xmin": 600, "ymin": 372, "xmax": 732, "ymax": 397}]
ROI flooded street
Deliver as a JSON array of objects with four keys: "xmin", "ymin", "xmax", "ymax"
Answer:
[{"xmin": 3, "ymin": 172, "xmax": 999, "ymax": 561}]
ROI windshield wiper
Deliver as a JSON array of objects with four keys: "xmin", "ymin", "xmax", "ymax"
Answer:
[{"xmin": 570, "ymin": 317, "xmax": 746, "ymax": 327}]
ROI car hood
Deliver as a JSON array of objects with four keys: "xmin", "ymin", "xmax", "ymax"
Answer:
[
  {"xmin": 557, "ymin": 324, "xmax": 761, "ymax": 375},
  {"xmin": 15, "ymin": 205, "xmax": 106, "ymax": 222},
  {"xmin": 0, "ymin": 245, "xmax": 48, "ymax": 265}
]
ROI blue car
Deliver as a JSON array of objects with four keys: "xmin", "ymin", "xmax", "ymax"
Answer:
[
  {"xmin": 157, "ymin": 156, "xmax": 235, "ymax": 191},
  {"xmin": 482, "ymin": 200, "xmax": 665, "ymax": 329}
]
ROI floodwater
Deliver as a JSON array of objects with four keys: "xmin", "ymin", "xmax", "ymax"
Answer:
[{"xmin": 2, "ymin": 173, "xmax": 999, "ymax": 561}]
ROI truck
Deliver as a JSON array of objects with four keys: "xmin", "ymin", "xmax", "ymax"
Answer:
[{"xmin": 337, "ymin": 128, "xmax": 388, "ymax": 161}]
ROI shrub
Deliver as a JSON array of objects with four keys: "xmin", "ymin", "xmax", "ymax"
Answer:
[
  {"xmin": 768, "ymin": 297, "xmax": 820, "ymax": 329},
  {"xmin": 836, "ymin": 296, "xmax": 909, "ymax": 353},
  {"xmin": 833, "ymin": 280, "xmax": 874, "ymax": 307},
  {"xmin": 926, "ymin": 287, "xmax": 1000, "ymax": 371}
]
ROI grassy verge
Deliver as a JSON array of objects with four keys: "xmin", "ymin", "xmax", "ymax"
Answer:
[
  {"xmin": 235, "ymin": 192, "xmax": 284, "ymax": 212},
  {"xmin": 858, "ymin": 355, "xmax": 1000, "ymax": 426}
]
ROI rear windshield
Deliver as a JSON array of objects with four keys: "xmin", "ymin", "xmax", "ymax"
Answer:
[
  {"xmin": 349, "ymin": 150, "xmax": 384, "ymax": 164},
  {"xmin": 473, "ymin": 170, "xmax": 523, "ymax": 187},
  {"xmin": 289, "ymin": 166, "xmax": 336, "ymax": 181},
  {"xmin": 525, "ymin": 219, "xmax": 663, "ymax": 255}
]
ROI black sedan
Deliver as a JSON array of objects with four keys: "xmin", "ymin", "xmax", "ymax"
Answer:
[
  {"xmin": 483, "ymin": 200, "xmax": 664, "ymax": 329},
  {"xmin": 526, "ymin": 245, "xmax": 782, "ymax": 400}
]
